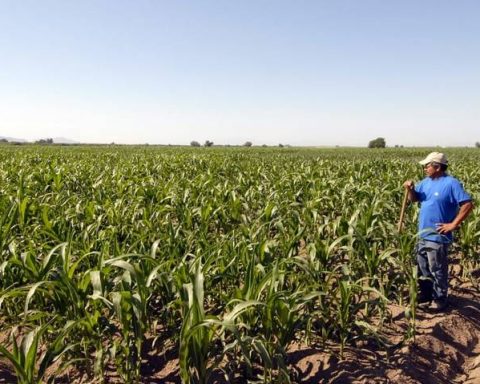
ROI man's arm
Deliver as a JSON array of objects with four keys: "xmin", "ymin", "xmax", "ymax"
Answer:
[
  {"xmin": 437, "ymin": 201, "xmax": 474, "ymax": 234},
  {"xmin": 403, "ymin": 180, "xmax": 419, "ymax": 203}
]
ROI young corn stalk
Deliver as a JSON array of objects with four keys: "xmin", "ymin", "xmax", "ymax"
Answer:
[
  {"xmin": 179, "ymin": 257, "xmax": 217, "ymax": 384},
  {"xmin": 0, "ymin": 321, "xmax": 78, "ymax": 384}
]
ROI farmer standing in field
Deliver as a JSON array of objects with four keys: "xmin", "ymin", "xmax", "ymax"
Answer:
[{"xmin": 403, "ymin": 152, "xmax": 474, "ymax": 311}]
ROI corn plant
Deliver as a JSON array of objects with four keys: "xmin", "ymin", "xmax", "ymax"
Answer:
[{"xmin": 0, "ymin": 321, "xmax": 78, "ymax": 384}]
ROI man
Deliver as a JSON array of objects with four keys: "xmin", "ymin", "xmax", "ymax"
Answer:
[{"xmin": 403, "ymin": 152, "xmax": 473, "ymax": 311}]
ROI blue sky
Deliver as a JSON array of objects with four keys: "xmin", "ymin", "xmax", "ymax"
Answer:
[{"xmin": 1, "ymin": 0, "xmax": 479, "ymax": 146}]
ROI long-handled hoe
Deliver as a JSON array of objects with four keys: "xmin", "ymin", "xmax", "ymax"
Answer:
[
  {"xmin": 397, "ymin": 187, "xmax": 417, "ymax": 342},
  {"xmin": 397, "ymin": 188, "xmax": 409, "ymax": 233}
]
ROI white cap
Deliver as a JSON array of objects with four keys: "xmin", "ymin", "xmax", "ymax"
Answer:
[{"xmin": 419, "ymin": 152, "xmax": 448, "ymax": 165}]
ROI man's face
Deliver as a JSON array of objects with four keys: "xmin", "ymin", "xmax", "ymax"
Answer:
[{"xmin": 424, "ymin": 162, "xmax": 442, "ymax": 178}]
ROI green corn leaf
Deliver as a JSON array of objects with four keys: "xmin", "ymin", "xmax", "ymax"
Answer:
[{"xmin": 24, "ymin": 281, "xmax": 49, "ymax": 317}]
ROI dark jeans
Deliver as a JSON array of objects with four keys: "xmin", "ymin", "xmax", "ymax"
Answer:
[{"xmin": 416, "ymin": 239, "xmax": 449, "ymax": 301}]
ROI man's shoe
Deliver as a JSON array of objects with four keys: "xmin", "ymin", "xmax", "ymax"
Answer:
[
  {"xmin": 418, "ymin": 300, "xmax": 431, "ymax": 309},
  {"xmin": 418, "ymin": 294, "xmax": 432, "ymax": 304},
  {"xmin": 417, "ymin": 293, "xmax": 432, "ymax": 309},
  {"xmin": 430, "ymin": 299, "xmax": 448, "ymax": 312}
]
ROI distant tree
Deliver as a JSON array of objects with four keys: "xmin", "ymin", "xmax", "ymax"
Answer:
[
  {"xmin": 278, "ymin": 143, "xmax": 284, "ymax": 148},
  {"xmin": 204, "ymin": 140, "xmax": 214, "ymax": 147},
  {"xmin": 190, "ymin": 140, "xmax": 201, "ymax": 147},
  {"xmin": 262, "ymin": 144, "xmax": 267, "ymax": 148},
  {"xmin": 368, "ymin": 137, "xmax": 386, "ymax": 148},
  {"xmin": 243, "ymin": 141, "xmax": 253, "ymax": 147},
  {"xmin": 35, "ymin": 138, "xmax": 53, "ymax": 144},
  {"xmin": 476, "ymin": 142, "xmax": 480, "ymax": 148},
  {"xmin": 0, "ymin": 138, "xmax": 8, "ymax": 143}
]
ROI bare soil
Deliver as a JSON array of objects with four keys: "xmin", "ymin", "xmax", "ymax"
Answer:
[
  {"xmin": 1, "ymin": 261, "xmax": 480, "ymax": 383},
  {"xmin": 289, "ymin": 283, "xmax": 480, "ymax": 383}
]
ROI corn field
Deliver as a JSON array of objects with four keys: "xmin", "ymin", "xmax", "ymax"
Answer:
[{"xmin": 0, "ymin": 145, "xmax": 479, "ymax": 383}]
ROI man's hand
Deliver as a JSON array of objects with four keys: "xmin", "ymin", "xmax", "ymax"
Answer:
[
  {"xmin": 403, "ymin": 180, "xmax": 418, "ymax": 202},
  {"xmin": 436, "ymin": 222, "xmax": 456, "ymax": 234},
  {"xmin": 437, "ymin": 201, "xmax": 474, "ymax": 234}
]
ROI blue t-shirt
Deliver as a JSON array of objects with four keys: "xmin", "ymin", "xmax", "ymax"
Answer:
[{"xmin": 415, "ymin": 174, "xmax": 471, "ymax": 243}]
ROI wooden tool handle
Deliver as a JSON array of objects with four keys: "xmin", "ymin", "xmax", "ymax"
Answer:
[{"xmin": 398, "ymin": 188, "xmax": 409, "ymax": 233}]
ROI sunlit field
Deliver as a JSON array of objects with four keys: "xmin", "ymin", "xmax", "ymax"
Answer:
[{"xmin": 1, "ymin": 145, "xmax": 479, "ymax": 383}]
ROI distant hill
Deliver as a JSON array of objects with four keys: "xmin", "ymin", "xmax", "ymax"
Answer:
[
  {"xmin": 0, "ymin": 135, "xmax": 27, "ymax": 143},
  {"xmin": 0, "ymin": 136, "xmax": 79, "ymax": 144}
]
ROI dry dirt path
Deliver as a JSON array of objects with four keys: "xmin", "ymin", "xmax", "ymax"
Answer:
[{"xmin": 289, "ymin": 271, "xmax": 480, "ymax": 384}]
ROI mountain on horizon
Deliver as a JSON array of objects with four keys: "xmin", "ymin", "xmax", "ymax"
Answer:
[
  {"xmin": 0, "ymin": 135, "xmax": 27, "ymax": 142},
  {"xmin": 0, "ymin": 135, "xmax": 79, "ymax": 144}
]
